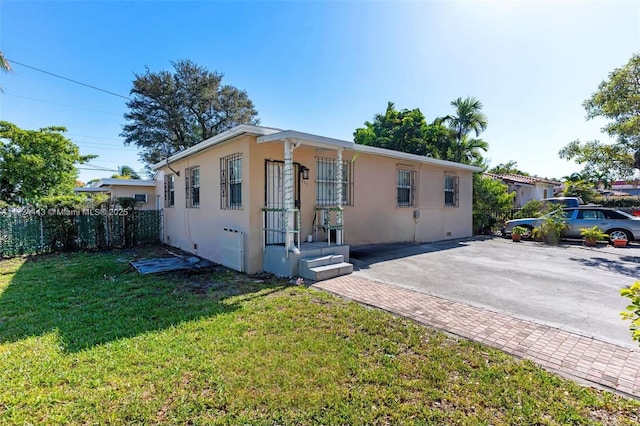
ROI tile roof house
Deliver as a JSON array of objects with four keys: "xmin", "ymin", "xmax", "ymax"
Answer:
[
  {"xmin": 152, "ymin": 125, "xmax": 482, "ymax": 278},
  {"xmin": 485, "ymin": 173, "xmax": 562, "ymax": 207},
  {"xmin": 611, "ymin": 180, "xmax": 640, "ymax": 196}
]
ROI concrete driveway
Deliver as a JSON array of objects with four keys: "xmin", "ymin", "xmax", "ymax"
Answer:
[{"xmin": 350, "ymin": 237, "xmax": 640, "ymax": 349}]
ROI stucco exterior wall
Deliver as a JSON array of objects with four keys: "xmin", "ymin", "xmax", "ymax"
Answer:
[
  {"xmin": 157, "ymin": 135, "xmax": 258, "ymax": 272},
  {"xmin": 315, "ymin": 151, "xmax": 474, "ymax": 244},
  {"xmin": 157, "ymin": 134, "xmax": 475, "ymax": 273},
  {"xmin": 512, "ymin": 183, "xmax": 555, "ymax": 207},
  {"xmin": 107, "ymin": 185, "xmax": 157, "ymax": 210}
]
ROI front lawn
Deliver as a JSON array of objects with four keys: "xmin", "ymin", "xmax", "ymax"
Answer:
[{"xmin": 0, "ymin": 247, "xmax": 638, "ymax": 424}]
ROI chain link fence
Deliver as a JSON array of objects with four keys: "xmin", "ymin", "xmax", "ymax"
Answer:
[{"xmin": 0, "ymin": 209, "xmax": 161, "ymax": 258}]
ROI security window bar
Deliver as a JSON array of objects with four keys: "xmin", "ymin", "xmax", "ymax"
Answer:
[
  {"xmin": 164, "ymin": 175, "xmax": 175, "ymax": 208},
  {"xmin": 445, "ymin": 175, "xmax": 459, "ymax": 207},
  {"xmin": 316, "ymin": 157, "xmax": 353, "ymax": 206},
  {"xmin": 186, "ymin": 166, "xmax": 200, "ymax": 208},
  {"xmin": 397, "ymin": 169, "xmax": 416, "ymax": 207},
  {"xmin": 221, "ymin": 153, "xmax": 242, "ymax": 209}
]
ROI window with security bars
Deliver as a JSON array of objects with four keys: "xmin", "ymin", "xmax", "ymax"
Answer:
[
  {"xmin": 316, "ymin": 157, "xmax": 353, "ymax": 206},
  {"xmin": 164, "ymin": 175, "xmax": 175, "ymax": 207},
  {"xmin": 397, "ymin": 169, "xmax": 416, "ymax": 207},
  {"xmin": 445, "ymin": 175, "xmax": 459, "ymax": 207},
  {"xmin": 220, "ymin": 153, "xmax": 242, "ymax": 209},
  {"xmin": 185, "ymin": 166, "xmax": 200, "ymax": 208}
]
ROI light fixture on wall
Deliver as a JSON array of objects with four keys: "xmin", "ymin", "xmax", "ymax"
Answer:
[{"xmin": 300, "ymin": 166, "xmax": 309, "ymax": 180}]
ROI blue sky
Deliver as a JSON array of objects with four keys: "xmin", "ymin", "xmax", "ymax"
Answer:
[{"xmin": 1, "ymin": 0, "xmax": 639, "ymax": 184}]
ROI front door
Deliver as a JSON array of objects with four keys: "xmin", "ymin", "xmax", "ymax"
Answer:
[{"xmin": 265, "ymin": 160, "xmax": 300, "ymax": 245}]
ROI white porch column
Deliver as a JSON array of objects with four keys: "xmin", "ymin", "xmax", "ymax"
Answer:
[
  {"xmin": 335, "ymin": 148, "xmax": 344, "ymax": 245},
  {"xmin": 283, "ymin": 138, "xmax": 298, "ymax": 252}
]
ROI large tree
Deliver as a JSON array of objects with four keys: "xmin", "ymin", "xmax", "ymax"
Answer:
[
  {"xmin": 560, "ymin": 53, "xmax": 640, "ymax": 178},
  {"xmin": 0, "ymin": 121, "xmax": 95, "ymax": 204},
  {"xmin": 489, "ymin": 161, "xmax": 529, "ymax": 176},
  {"xmin": 353, "ymin": 100, "xmax": 489, "ymax": 166},
  {"xmin": 353, "ymin": 102, "xmax": 442, "ymax": 157},
  {"xmin": 122, "ymin": 60, "xmax": 260, "ymax": 166}
]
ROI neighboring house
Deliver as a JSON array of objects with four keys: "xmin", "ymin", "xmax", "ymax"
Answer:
[
  {"xmin": 611, "ymin": 180, "xmax": 640, "ymax": 196},
  {"xmin": 74, "ymin": 178, "xmax": 158, "ymax": 210},
  {"xmin": 486, "ymin": 173, "xmax": 561, "ymax": 207},
  {"xmin": 152, "ymin": 125, "xmax": 481, "ymax": 277}
]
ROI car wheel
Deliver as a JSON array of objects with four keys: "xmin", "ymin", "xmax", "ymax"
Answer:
[
  {"xmin": 607, "ymin": 229, "xmax": 632, "ymax": 243},
  {"xmin": 520, "ymin": 226, "xmax": 533, "ymax": 239}
]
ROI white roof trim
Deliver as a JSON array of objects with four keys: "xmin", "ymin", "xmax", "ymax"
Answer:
[
  {"xmin": 74, "ymin": 187, "xmax": 109, "ymax": 193},
  {"xmin": 257, "ymin": 130, "xmax": 353, "ymax": 150},
  {"xmin": 352, "ymin": 144, "xmax": 483, "ymax": 172},
  {"xmin": 96, "ymin": 179, "xmax": 156, "ymax": 187},
  {"xmin": 151, "ymin": 124, "xmax": 282, "ymax": 170},
  {"xmin": 259, "ymin": 130, "xmax": 482, "ymax": 172},
  {"xmin": 154, "ymin": 125, "xmax": 482, "ymax": 173}
]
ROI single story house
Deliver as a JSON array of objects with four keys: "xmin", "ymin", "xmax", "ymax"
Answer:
[
  {"xmin": 74, "ymin": 178, "xmax": 158, "ymax": 210},
  {"xmin": 152, "ymin": 125, "xmax": 482, "ymax": 276},
  {"xmin": 611, "ymin": 180, "xmax": 640, "ymax": 196},
  {"xmin": 485, "ymin": 173, "xmax": 561, "ymax": 207}
]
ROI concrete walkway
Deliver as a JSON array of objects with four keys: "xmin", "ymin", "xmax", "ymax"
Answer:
[{"xmin": 313, "ymin": 275, "xmax": 640, "ymax": 399}]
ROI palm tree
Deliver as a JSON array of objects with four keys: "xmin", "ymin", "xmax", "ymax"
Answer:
[
  {"xmin": 445, "ymin": 97, "xmax": 488, "ymax": 163},
  {"xmin": 0, "ymin": 51, "xmax": 11, "ymax": 72},
  {"xmin": 112, "ymin": 165, "xmax": 141, "ymax": 179},
  {"xmin": 458, "ymin": 135, "xmax": 489, "ymax": 166},
  {"xmin": 0, "ymin": 51, "xmax": 12, "ymax": 92}
]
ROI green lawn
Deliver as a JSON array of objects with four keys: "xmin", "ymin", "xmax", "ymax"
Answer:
[{"xmin": 0, "ymin": 247, "xmax": 638, "ymax": 425}]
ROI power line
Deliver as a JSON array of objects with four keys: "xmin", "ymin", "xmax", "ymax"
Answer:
[
  {"xmin": 2, "ymin": 92, "xmax": 121, "ymax": 116},
  {"xmin": 7, "ymin": 59, "xmax": 131, "ymax": 100}
]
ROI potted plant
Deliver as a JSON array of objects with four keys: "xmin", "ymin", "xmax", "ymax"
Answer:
[
  {"xmin": 580, "ymin": 226, "xmax": 608, "ymax": 247},
  {"xmin": 613, "ymin": 238, "xmax": 628, "ymax": 248},
  {"xmin": 534, "ymin": 210, "xmax": 567, "ymax": 245},
  {"xmin": 511, "ymin": 226, "xmax": 528, "ymax": 242}
]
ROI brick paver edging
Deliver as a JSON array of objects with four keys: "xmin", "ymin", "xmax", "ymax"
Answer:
[{"xmin": 312, "ymin": 275, "xmax": 640, "ymax": 399}]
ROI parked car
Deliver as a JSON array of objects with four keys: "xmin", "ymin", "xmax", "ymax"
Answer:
[
  {"xmin": 541, "ymin": 197, "xmax": 583, "ymax": 208},
  {"xmin": 502, "ymin": 206, "xmax": 640, "ymax": 242}
]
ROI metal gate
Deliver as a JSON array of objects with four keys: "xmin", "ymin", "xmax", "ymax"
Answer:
[{"xmin": 264, "ymin": 160, "xmax": 300, "ymax": 245}]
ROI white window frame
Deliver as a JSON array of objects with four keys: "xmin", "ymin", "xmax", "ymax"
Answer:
[
  {"xmin": 445, "ymin": 175, "xmax": 459, "ymax": 207},
  {"xmin": 164, "ymin": 175, "xmax": 175, "ymax": 208},
  {"xmin": 221, "ymin": 153, "xmax": 242, "ymax": 209},
  {"xmin": 316, "ymin": 157, "xmax": 353, "ymax": 206},
  {"xmin": 186, "ymin": 166, "xmax": 200, "ymax": 208},
  {"xmin": 396, "ymin": 169, "xmax": 416, "ymax": 208}
]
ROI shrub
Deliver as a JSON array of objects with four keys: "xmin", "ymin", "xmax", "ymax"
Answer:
[
  {"xmin": 514, "ymin": 199, "xmax": 551, "ymax": 219},
  {"xmin": 532, "ymin": 210, "xmax": 567, "ymax": 245},
  {"xmin": 621, "ymin": 281, "xmax": 640, "ymax": 344},
  {"xmin": 595, "ymin": 196, "xmax": 640, "ymax": 208}
]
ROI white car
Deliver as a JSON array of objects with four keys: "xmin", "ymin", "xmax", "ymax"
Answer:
[{"xmin": 502, "ymin": 207, "xmax": 640, "ymax": 242}]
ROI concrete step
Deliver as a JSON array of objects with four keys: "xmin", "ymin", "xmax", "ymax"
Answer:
[
  {"xmin": 300, "ymin": 254, "xmax": 344, "ymax": 269},
  {"xmin": 302, "ymin": 262, "xmax": 353, "ymax": 281}
]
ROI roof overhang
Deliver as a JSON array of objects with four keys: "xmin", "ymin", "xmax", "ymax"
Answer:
[
  {"xmin": 352, "ymin": 144, "xmax": 483, "ymax": 172},
  {"xmin": 74, "ymin": 187, "xmax": 109, "ymax": 193},
  {"xmin": 153, "ymin": 125, "xmax": 483, "ymax": 173},
  {"xmin": 257, "ymin": 130, "xmax": 354, "ymax": 150},
  {"xmin": 258, "ymin": 130, "xmax": 482, "ymax": 172},
  {"xmin": 151, "ymin": 125, "xmax": 282, "ymax": 170}
]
